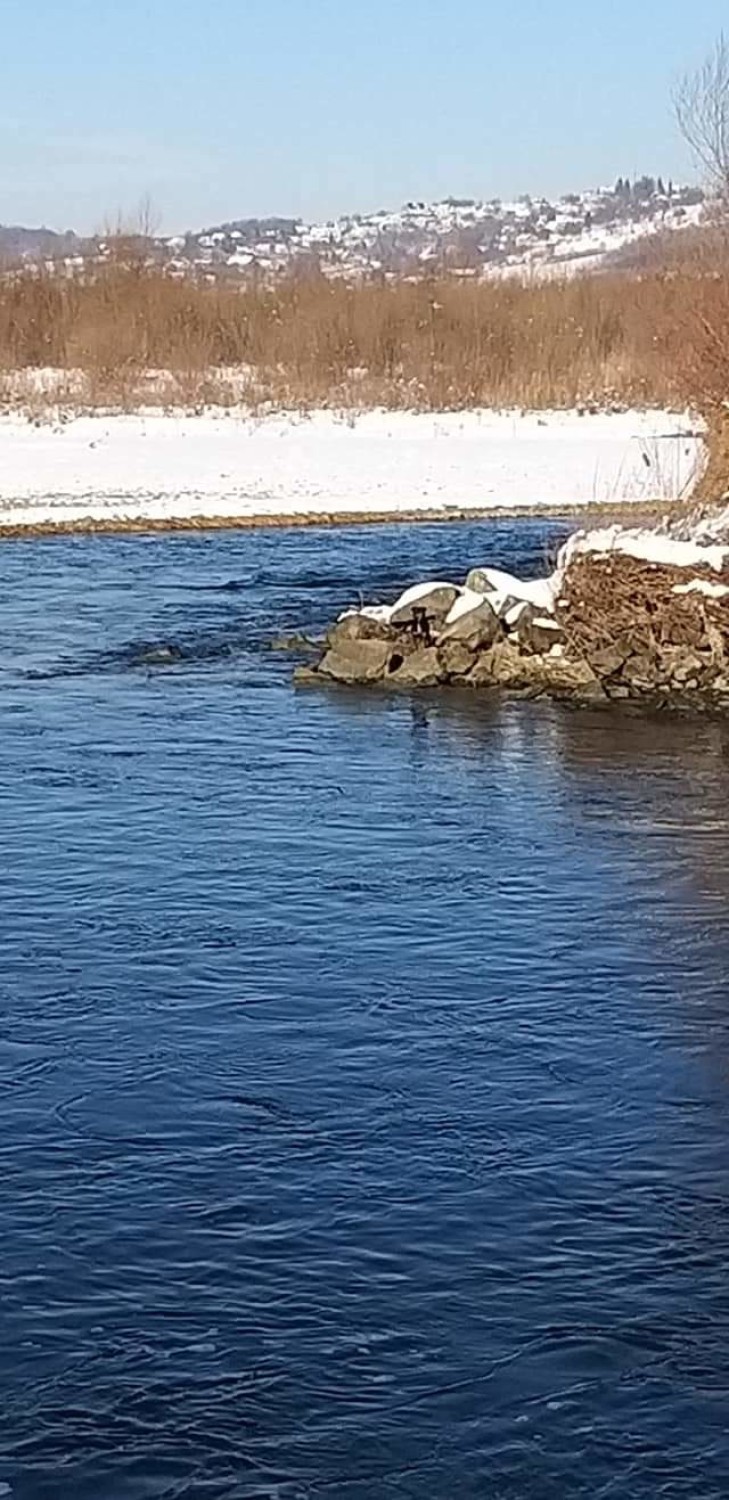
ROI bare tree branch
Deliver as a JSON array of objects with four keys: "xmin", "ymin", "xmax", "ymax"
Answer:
[{"xmin": 674, "ymin": 35, "xmax": 729, "ymax": 203}]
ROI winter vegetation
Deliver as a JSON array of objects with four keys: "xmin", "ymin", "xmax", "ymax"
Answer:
[{"xmin": 0, "ymin": 237, "xmax": 723, "ymax": 420}]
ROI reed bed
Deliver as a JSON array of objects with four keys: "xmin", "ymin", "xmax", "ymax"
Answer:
[{"xmin": 0, "ymin": 254, "xmax": 719, "ymax": 415}]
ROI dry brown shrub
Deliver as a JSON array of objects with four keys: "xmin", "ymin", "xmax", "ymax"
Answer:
[
  {"xmin": 558, "ymin": 553, "xmax": 729, "ymax": 656},
  {"xmin": 0, "ymin": 257, "xmax": 704, "ymax": 414}
]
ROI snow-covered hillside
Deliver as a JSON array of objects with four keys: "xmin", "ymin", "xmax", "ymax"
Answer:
[
  {"xmin": 168, "ymin": 179, "xmax": 705, "ymax": 280},
  {"xmin": 5, "ymin": 178, "xmax": 706, "ymax": 283}
]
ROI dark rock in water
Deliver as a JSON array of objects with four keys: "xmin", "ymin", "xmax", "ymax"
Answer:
[
  {"xmin": 387, "ymin": 647, "xmax": 447, "ymax": 688},
  {"xmin": 292, "ymin": 665, "xmax": 322, "ymax": 686},
  {"xmin": 390, "ymin": 585, "xmax": 459, "ymax": 628},
  {"xmin": 136, "ymin": 644, "xmax": 183, "ymax": 666},
  {"xmin": 326, "ymin": 614, "xmax": 395, "ymax": 649},
  {"xmin": 318, "ymin": 639, "xmax": 394, "ymax": 684},
  {"xmin": 466, "ymin": 641, "xmax": 600, "ymax": 698},
  {"xmin": 438, "ymin": 599, "xmax": 500, "ymax": 650},
  {"xmin": 270, "ymin": 633, "xmax": 321, "ymax": 654},
  {"xmin": 468, "ymin": 639, "xmax": 527, "ymax": 688},
  {"xmin": 534, "ymin": 655, "xmax": 599, "ymax": 696}
]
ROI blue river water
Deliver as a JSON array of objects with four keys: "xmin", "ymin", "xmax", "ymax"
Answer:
[{"xmin": 1, "ymin": 519, "xmax": 729, "ymax": 1500}]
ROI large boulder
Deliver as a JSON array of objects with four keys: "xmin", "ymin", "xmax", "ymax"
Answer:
[
  {"xmin": 537, "ymin": 656, "xmax": 602, "ymax": 696},
  {"xmin": 387, "ymin": 647, "xmax": 447, "ymax": 688},
  {"xmin": 389, "ymin": 581, "xmax": 460, "ymax": 628},
  {"xmin": 468, "ymin": 639, "xmax": 529, "ymax": 688},
  {"xmin": 318, "ymin": 639, "xmax": 395, "ymax": 684},
  {"xmin": 585, "ymin": 643, "xmax": 631, "ymax": 680},
  {"xmin": 517, "ymin": 614, "xmax": 566, "ymax": 655},
  {"xmin": 327, "ymin": 613, "xmax": 395, "ymax": 649},
  {"xmin": 439, "ymin": 595, "xmax": 501, "ymax": 650},
  {"xmin": 439, "ymin": 640, "xmax": 479, "ymax": 679}
]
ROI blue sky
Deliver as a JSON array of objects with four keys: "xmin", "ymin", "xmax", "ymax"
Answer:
[{"xmin": 1, "ymin": 0, "xmax": 727, "ymax": 231}]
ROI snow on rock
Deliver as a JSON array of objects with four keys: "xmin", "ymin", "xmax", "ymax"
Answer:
[
  {"xmin": 466, "ymin": 566, "xmax": 558, "ymax": 613},
  {"xmin": 444, "ymin": 588, "xmax": 487, "ymax": 626},
  {"xmin": 504, "ymin": 601, "xmax": 532, "ymax": 628},
  {"xmin": 361, "ymin": 604, "xmax": 394, "ymax": 622},
  {"xmin": 338, "ymin": 603, "xmax": 394, "ymax": 623},
  {"xmin": 390, "ymin": 581, "xmax": 459, "ymax": 624},
  {"xmin": 390, "ymin": 581, "xmax": 457, "ymax": 612}
]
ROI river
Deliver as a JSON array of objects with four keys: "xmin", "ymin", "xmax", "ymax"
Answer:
[{"xmin": 1, "ymin": 520, "xmax": 728, "ymax": 1499}]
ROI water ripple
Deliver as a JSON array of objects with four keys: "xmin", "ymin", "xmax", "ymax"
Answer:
[{"xmin": 0, "ymin": 518, "xmax": 728, "ymax": 1498}]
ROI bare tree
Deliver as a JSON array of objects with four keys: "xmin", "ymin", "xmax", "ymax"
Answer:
[{"xmin": 675, "ymin": 35, "xmax": 729, "ymax": 202}]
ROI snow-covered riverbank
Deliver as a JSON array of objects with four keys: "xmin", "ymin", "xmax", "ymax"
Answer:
[{"xmin": 0, "ymin": 407, "xmax": 703, "ymax": 531}]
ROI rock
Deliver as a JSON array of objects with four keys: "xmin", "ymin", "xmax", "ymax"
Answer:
[
  {"xmin": 571, "ymin": 679, "xmax": 609, "ymax": 705},
  {"xmin": 504, "ymin": 600, "xmax": 534, "ymax": 631},
  {"xmin": 516, "ymin": 613, "xmax": 565, "ymax": 655},
  {"xmin": 387, "ymin": 647, "xmax": 447, "ymax": 688},
  {"xmin": 622, "ymin": 653, "xmax": 662, "ymax": 692},
  {"xmin": 327, "ymin": 613, "xmax": 395, "ymax": 648},
  {"xmin": 439, "ymin": 640, "xmax": 477, "ymax": 679},
  {"xmin": 537, "ymin": 657, "xmax": 599, "ymax": 694},
  {"xmin": 586, "ymin": 644, "xmax": 630, "ymax": 678},
  {"xmin": 270, "ymin": 633, "xmax": 320, "ymax": 653},
  {"xmin": 438, "ymin": 598, "xmax": 501, "ymax": 650},
  {"xmin": 467, "ymin": 641, "xmax": 600, "ymax": 698},
  {"xmin": 464, "ymin": 566, "xmax": 556, "ymax": 614},
  {"xmin": 660, "ymin": 646, "xmax": 712, "ymax": 687},
  {"xmin": 136, "ymin": 644, "xmax": 183, "ymax": 665},
  {"xmin": 292, "ymin": 665, "xmax": 321, "ymax": 686},
  {"xmin": 465, "ymin": 568, "xmax": 495, "ymax": 595},
  {"xmin": 443, "ymin": 587, "xmax": 487, "ymax": 622},
  {"xmin": 389, "ymin": 582, "xmax": 459, "ymax": 627},
  {"xmin": 318, "ymin": 639, "xmax": 394, "ymax": 684},
  {"xmin": 468, "ymin": 639, "xmax": 528, "ymax": 688}
]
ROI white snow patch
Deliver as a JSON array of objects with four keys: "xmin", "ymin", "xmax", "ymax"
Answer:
[
  {"xmin": 559, "ymin": 524, "xmax": 729, "ymax": 574},
  {"xmin": 337, "ymin": 604, "xmax": 394, "ymax": 623},
  {"xmin": 504, "ymin": 601, "xmax": 532, "ymax": 628},
  {"xmin": 444, "ymin": 588, "xmax": 486, "ymax": 625},
  {"xmin": 472, "ymin": 566, "xmax": 558, "ymax": 612},
  {"xmin": 360, "ymin": 603, "xmax": 394, "ymax": 621},
  {"xmin": 671, "ymin": 578, "xmax": 729, "ymax": 598},
  {"xmin": 0, "ymin": 407, "xmax": 703, "ymax": 528}
]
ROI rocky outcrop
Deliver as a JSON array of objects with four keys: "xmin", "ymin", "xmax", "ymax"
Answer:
[
  {"xmin": 318, "ymin": 639, "xmax": 398, "ymax": 684},
  {"xmin": 439, "ymin": 597, "xmax": 501, "ymax": 650},
  {"xmin": 388, "ymin": 647, "xmax": 447, "ymax": 687},
  {"xmin": 293, "ymin": 529, "xmax": 729, "ymax": 712},
  {"xmin": 327, "ymin": 613, "xmax": 397, "ymax": 648}
]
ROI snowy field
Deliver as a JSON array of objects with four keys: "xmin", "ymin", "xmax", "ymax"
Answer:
[{"xmin": 0, "ymin": 408, "xmax": 704, "ymax": 530}]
